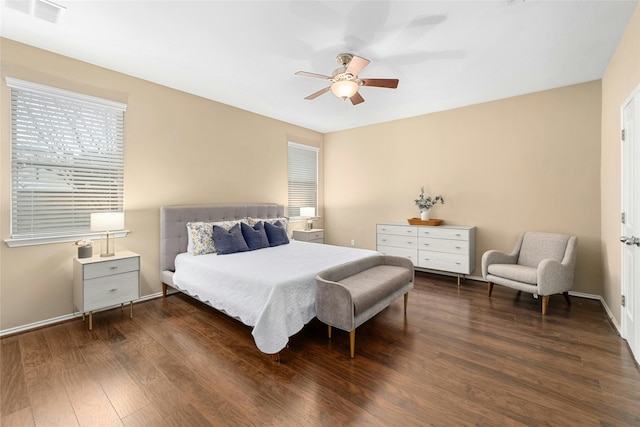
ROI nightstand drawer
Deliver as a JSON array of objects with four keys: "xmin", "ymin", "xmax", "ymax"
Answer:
[
  {"xmin": 84, "ymin": 271, "xmax": 139, "ymax": 311},
  {"xmin": 293, "ymin": 229, "xmax": 324, "ymax": 243},
  {"xmin": 83, "ymin": 257, "xmax": 139, "ymax": 280}
]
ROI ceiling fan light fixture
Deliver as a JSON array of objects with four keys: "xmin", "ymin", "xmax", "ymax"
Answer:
[{"xmin": 331, "ymin": 80, "xmax": 359, "ymax": 99}]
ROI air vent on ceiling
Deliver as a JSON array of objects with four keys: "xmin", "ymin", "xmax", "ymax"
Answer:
[{"xmin": 5, "ymin": 0, "xmax": 66, "ymax": 24}]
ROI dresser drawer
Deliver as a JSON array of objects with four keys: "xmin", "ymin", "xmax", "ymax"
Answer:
[
  {"xmin": 418, "ymin": 251, "xmax": 469, "ymax": 274},
  {"xmin": 418, "ymin": 237, "xmax": 469, "ymax": 255},
  {"xmin": 83, "ymin": 257, "xmax": 139, "ymax": 280},
  {"xmin": 377, "ymin": 233, "xmax": 418, "ymax": 249},
  {"xmin": 84, "ymin": 271, "xmax": 139, "ymax": 311},
  {"xmin": 377, "ymin": 245, "xmax": 418, "ymax": 265},
  {"xmin": 418, "ymin": 227, "xmax": 470, "ymax": 241},
  {"xmin": 377, "ymin": 224, "xmax": 418, "ymax": 237}
]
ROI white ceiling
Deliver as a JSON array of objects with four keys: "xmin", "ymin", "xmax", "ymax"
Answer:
[{"xmin": 1, "ymin": 0, "xmax": 637, "ymax": 133}]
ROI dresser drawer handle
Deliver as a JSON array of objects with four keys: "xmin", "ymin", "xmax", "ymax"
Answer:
[
  {"xmin": 110, "ymin": 288, "xmax": 118, "ymax": 292},
  {"xmin": 423, "ymin": 243, "xmax": 429, "ymax": 246},
  {"xmin": 455, "ymin": 246, "xmax": 461, "ymax": 249},
  {"xmin": 407, "ymin": 241, "xmax": 413, "ymax": 245},
  {"xmin": 109, "ymin": 266, "xmax": 118, "ymax": 270},
  {"xmin": 406, "ymin": 230, "xmax": 412, "ymax": 233},
  {"xmin": 382, "ymin": 239, "xmax": 387, "ymax": 242}
]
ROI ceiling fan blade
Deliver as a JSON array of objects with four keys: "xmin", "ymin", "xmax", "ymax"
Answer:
[
  {"xmin": 360, "ymin": 78, "xmax": 399, "ymax": 89},
  {"xmin": 295, "ymin": 71, "xmax": 331, "ymax": 80},
  {"xmin": 304, "ymin": 86, "xmax": 331, "ymax": 100},
  {"xmin": 350, "ymin": 91, "xmax": 365, "ymax": 105},
  {"xmin": 346, "ymin": 55, "xmax": 370, "ymax": 76}
]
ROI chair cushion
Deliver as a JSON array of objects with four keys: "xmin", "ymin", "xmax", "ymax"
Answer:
[
  {"xmin": 518, "ymin": 232, "xmax": 569, "ymax": 268},
  {"xmin": 487, "ymin": 263, "xmax": 537, "ymax": 285},
  {"xmin": 338, "ymin": 265, "xmax": 413, "ymax": 315}
]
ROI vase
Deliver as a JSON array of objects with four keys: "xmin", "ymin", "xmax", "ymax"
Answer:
[
  {"xmin": 78, "ymin": 246, "xmax": 92, "ymax": 259},
  {"xmin": 420, "ymin": 210, "xmax": 430, "ymax": 220}
]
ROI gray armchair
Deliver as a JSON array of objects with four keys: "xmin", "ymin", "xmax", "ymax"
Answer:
[{"xmin": 482, "ymin": 232, "xmax": 577, "ymax": 315}]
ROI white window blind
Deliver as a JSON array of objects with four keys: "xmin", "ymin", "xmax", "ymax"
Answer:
[
  {"xmin": 7, "ymin": 77, "xmax": 127, "ymax": 242},
  {"xmin": 288, "ymin": 142, "xmax": 319, "ymax": 218}
]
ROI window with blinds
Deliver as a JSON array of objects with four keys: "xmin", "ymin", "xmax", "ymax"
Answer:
[
  {"xmin": 287, "ymin": 142, "xmax": 318, "ymax": 218},
  {"xmin": 6, "ymin": 78, "xmax": 127, "ymax": 244}
]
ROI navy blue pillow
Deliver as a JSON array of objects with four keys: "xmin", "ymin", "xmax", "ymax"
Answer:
[
  {"xmin": 241, "ymin": 221, "xmax": 270, "ymax": 250},
  {"xmin": 212, "ymin": 223, "xmax": 250, "ymax": 255},
  {"xmin": 264, "ymin": 221, "xmax": 289, "ymax": 247}
]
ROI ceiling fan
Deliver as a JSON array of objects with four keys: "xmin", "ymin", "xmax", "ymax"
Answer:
[{"xmin": 295, "ymin": 53, "xmax": 399, "ymax": 105}]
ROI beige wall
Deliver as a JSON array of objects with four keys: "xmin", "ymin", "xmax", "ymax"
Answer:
[
  {"xmin": 601, "ymin": 4, "xmax": 640, "ymax": 323},
  {"xmin": 324, "ymin": 81, "xmax": 603, "ymax": 295},
  {"xmin": 0, "ymin": 39, "xmax": 323, "ymax": 330}
]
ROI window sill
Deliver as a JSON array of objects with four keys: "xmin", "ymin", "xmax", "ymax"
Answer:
[{"xmin": 4, "ymin": 230, "xmax": 129, "ymax": 248}]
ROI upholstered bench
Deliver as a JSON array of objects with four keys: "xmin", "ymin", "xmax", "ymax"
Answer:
[{"xmin": 315, "ymin": 255, "xmax": 414, "ymax": 358}]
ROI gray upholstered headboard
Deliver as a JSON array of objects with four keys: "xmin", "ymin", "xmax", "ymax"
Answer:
[{"xmin": 160, "ymin": 204, "xmax": 285, "ymax": 274}]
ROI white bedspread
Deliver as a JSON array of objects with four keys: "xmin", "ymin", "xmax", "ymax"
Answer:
[{"xmin": 172, "ymin": 240, "xmax": 378, "ymax": 354}]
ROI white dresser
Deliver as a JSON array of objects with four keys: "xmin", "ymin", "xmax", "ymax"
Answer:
[
  {"xmin": 377, "ymin": 222, "xmax": 476, "ymax": 285},
  {"xmin": 73, "ymin": 251, "xmax": 140, "ymax": 330}
]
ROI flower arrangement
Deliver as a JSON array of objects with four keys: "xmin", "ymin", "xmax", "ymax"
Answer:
[
  {"xmin": 414, "ymin": 187, "xmax": 445, "ymax": 211},
  {"xmin": 73, "ymin": 239, "xmax": 93, "ymax": 248}
]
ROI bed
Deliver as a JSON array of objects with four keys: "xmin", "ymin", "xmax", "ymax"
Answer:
[{"xmin": 160, "ymin": 203, "xmax": 378, "ymax": 355}]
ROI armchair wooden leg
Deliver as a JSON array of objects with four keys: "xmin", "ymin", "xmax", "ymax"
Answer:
[
  {"xmin": 563, "ymin": 292, "xmax": 571, "ymax": 306},
  {"xmin": 350, "ymin": 329, "xmax": 355, "ymax": 359},
  {"xmin": 541, "ymin": 295, "xmax": 549, "ymax": 315},
  {"xmin": 404, "ymin": 292, "xmax": 409, "ymax": 314},
  {"xmin": 487, "ymin": 282, "xmax": 494, "ymax": 297},
  {"xmin": 162, "ymin": 283, "xmax": 168, "ymax": 297}
]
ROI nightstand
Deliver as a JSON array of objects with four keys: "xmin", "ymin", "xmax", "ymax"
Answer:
[
  {"xmin": 73, "ymin": 251, "xmax": 140, "ymax": 330},
  {"xmin": 293, "ymin": 228, "xmax": 324, "ymax": 244}
]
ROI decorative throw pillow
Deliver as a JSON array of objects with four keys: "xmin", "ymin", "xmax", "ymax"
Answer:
[
  {"xmin": 240, "ymin": 221, "xmax": 270, "ymax": 251},
  {"xmin": 264, "ymin": 220, "xmax": 290, "ymax": 247},
  {"xmin": 212, "ymin": 223, "xmax": 250, "ymax": 255},
  {"xmin": 187, "ymin": 219, "xmax": 246, "ymax": 255},
  {"xmin": 186, "ymin": 222, "xmax": 215, "ymax": 255},
  {"xmin": 248, "ymin": 217, "xmax": 291, "ymax": 237}
]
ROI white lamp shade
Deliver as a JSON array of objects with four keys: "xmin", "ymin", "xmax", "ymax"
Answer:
[
  {"xmin": 331, "ymin": 80, "xmax": 359, "ymax": 99},
  {"xmin": 90, "ymin": 212, "xmax": 124, "ymax": 232},
  {"xmin": 300, "ymin": 207, "xmax": 315, "ymax": 218}
]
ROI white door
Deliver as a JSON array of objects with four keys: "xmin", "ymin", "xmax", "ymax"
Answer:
[{"xmin": 621, "ymin": 85, "xmax": 640, "ymax": 363}]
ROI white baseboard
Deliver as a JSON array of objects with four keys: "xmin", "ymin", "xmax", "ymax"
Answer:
[{"xmin": 0, "ymin": 291, "xmax": 165, "ymax": 338}]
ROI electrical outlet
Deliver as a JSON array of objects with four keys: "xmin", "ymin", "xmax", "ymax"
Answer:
[{"xmin": 351, "ymin": 239, "xmax": 355, "ymax": 246}]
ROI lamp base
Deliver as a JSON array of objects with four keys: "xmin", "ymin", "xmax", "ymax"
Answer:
[
  {"xmin": 306, "ymin": 218, "xmax": 313, "ymax": 230},
  {"xmin": 100, "ymin": 252, "xmax": 115, "ymax": 257}
]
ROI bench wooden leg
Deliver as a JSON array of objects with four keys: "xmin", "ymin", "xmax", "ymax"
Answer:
[
  {"xmin": 404, "ymin": 293, "xmax": 409, "ymax": 314},
  {"xmin": 328, "ymin": 325, "xmax": 332, "ymax": 339},
  {"xmin": 487, "ymin": 282, "xmax": 494, "ymax": 297},
  {"xmin": 349, "ymin": 329, "xmax": 355, "ymax": 359}
]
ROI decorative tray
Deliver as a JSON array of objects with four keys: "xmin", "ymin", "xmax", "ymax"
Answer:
[{"xmin": 407, "ymin": 218, "xmax": 443, "ymax": 226}]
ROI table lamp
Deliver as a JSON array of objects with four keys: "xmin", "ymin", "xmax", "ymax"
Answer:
[
  {"xmin": 300, "ymin": 207, "xmax": 315, "ymax": 230},
  {"xmin": 90, "ymin": 212, "xmax": 124, "ymax": 257}
]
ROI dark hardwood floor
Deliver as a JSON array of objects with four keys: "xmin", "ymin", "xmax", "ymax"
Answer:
[{"xmin": 1, "ymin": 272, "xmax": 639, "ymax": 426}]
